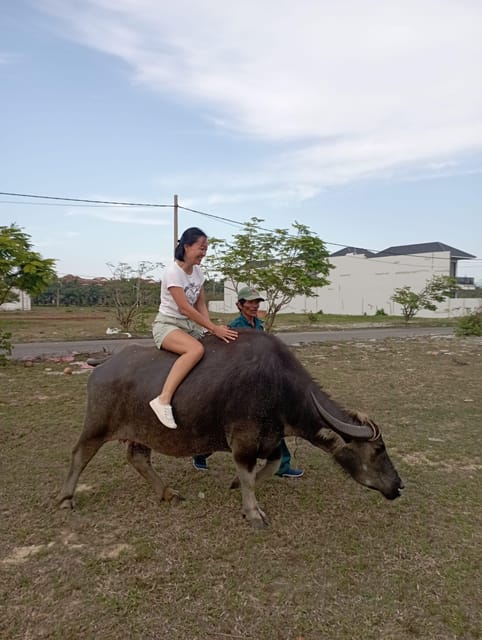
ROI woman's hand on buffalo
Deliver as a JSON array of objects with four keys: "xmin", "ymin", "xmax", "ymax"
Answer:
[{"xmin": 211, "ymin": 325, "xmax": 238, "ymax": 342}]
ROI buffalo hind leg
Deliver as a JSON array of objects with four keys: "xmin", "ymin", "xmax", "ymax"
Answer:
[
  {"xmin": 232, "ymin": 453, "xmax": 270, "ymax": 530},
  {"xmin": 254, "ymin": 446, "xmax": 282, "ymax": 483},
  {"xmin": 126, "ymin": 442, "xmax": 183, "ymax": 505},
  {"xmin": 230, "ymin": 445, "xmax": 281, "ymax": 489},
  {"xmin": 59, "ymin": 435, "xmax": 105, "ymax": 509}
]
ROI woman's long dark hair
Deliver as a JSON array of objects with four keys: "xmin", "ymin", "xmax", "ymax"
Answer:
[{"xmin": 174, "ymin": 227, "xmax": 207, "ymax": 261}]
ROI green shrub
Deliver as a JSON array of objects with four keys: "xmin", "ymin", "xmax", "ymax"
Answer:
[
  {"xmin": 375, "ymin": 308, "xmax": 387, "ymax": 316},
  {"xmin": 455, "ymin": 309, "xmax": 482, "ymax": 337},
  {"xmin": 0, "ymin": 329, "xmax": 12, "ymax": 366},
  {"xmin": 308, "ymin": 311, "xmax": 323, "ymax": 323}
]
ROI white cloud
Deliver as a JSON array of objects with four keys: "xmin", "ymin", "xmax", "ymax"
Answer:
[
  {"xmin": 38, "ymin": 0, "xmax": 482, "ymax": 193},
  {"xmin": 0, "ymin": 52, "xmax": 20, "ymax": 65},
  {"xmin": 65, "ymin": 205, "xmax": 171, "ymax": 225}
]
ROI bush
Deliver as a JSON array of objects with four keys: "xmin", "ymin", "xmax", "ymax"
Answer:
[
  {"xmin": 0, "ymin": 330, "xmax": 12, "ymax": 366},
  {"xmin": 375, "ymin": 308, "xmax": 387, "ymax": 316},
  {"xmin": 308, "ymin": 311, "xmax": 323, "ymax": 323},
  {"xmin": 455, "ymin": 310, "xmax": 482, "ymax": 337}
]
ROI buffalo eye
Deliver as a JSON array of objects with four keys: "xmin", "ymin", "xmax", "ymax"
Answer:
[{"xmin": 372, "ymin": 441, "xmax": 386, "ymax": 454}]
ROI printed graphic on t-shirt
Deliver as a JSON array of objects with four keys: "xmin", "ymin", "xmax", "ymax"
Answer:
[{"xmin": 185, "ymin": 282, "xmax": 201, "ymax": 305}]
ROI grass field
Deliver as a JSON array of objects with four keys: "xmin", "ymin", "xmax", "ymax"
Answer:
[{"xmin": 1, "ymin": 331, "xmax": 480, "ymax": 639}]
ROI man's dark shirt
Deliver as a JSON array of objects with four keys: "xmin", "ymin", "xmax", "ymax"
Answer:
[{"xmin": 228, "ymin": 314, "xmax": 264, "ymax": 331}]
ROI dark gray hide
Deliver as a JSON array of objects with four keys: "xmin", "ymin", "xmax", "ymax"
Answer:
[{"xmin": 59, "ymin": 330, "xmax": 403, "ymax": 528}]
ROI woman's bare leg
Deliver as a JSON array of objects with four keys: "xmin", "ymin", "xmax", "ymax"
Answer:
[{"xmin": 150, "ymin": 330, "xmax": 204, "ymax": 428}]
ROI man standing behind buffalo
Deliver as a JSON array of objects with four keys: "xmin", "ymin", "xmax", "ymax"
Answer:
[{"xmin": 192, "ymin": 287, "xmax": 304, "ymax": 478}]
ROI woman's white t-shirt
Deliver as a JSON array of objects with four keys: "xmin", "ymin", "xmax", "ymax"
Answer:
[{"xmin": 159, "ymin": 261, "xmax": 205, "ymax": 318}]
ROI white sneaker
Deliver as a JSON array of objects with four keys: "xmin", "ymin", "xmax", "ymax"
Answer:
[{"xmin": 149, "ymin": 398, "xmax": 178, "ymax": 429}]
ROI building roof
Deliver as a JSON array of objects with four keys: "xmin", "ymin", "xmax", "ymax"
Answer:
[
  {"xmin": 372, "ymin": 242, "xmax": 476, "ymax": 260},
  {"xmin": 330, "ymin": 246, "xmax": 376, "ymax": 258}
]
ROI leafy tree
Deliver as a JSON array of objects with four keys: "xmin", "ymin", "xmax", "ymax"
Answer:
[
  {"xmin": 33, "ymin": 277, "xmax": 60, "ymax": 305},
  {"xmin": 390, "ymin": 275, "xmax": 458, "ymax": 321},
  {"xmin": 205, "ymin": 217, "xmax": 333, "ymax": 332},
  {"xmin": 0, "ymin": 224, "xmax": 56, "ymax": 362},
  {"xmin": 34, "ymin": 276, "xmax": 109, "ymax": 306},
  {"xmin": 0, "ymin": 224, "xmax": 56, "ymax": 306},
  {"xmin": 105, "ymin": 261, "xmax": 163, "ymax": 332},
  {"xmin": 203, "ymin": 278, "xmax": 225, "ymax": 302},
  {"xmin": 61, "ymin": 277, "xmax": 85, "ymax": 306}
]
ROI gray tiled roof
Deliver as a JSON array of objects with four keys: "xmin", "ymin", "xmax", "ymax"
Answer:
[
  {"xmin": 374, "ymin": 242, "xmax": 475, "ymax": 260},
  {"xmin": 330, "ymin": 246, "xmax": 376, "ymax": 257}
]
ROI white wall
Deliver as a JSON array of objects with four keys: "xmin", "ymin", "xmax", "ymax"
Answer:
[
  {"xmin": 0, "ymin": 289, "xmax": 32, "ymax": 311},
  {"xmin": 209, "ymin": 250, "xmax": 482, "ymax": 318}
]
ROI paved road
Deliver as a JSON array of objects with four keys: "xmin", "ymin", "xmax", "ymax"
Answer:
[{"xmin": 11, "ymin": 326, "xmax": 454, "ymax": 360}]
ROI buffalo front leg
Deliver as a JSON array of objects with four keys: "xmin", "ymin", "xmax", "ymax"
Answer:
[
  {"xmin": 58, "ymin": 435, "xmax": 105, "ymax": 509},
  {"xmin": 126, "ymin": 442, "xmax": 183, "ymax": 505}
]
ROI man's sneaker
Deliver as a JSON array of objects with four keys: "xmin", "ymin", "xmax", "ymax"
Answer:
[
  {"xmin": 276, "ymin": 467, "xmax": 304, "ymax": 478},
  {"xmin": 192, "ymin": 456, "xmax": 209, "ymax": 471}
]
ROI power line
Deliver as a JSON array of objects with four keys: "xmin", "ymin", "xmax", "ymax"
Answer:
[
  {"xmin": 0, "ymin": 199, "xmax": 123, "ymax": 208},
  {"xmin": 0, "ymin": 191, "xmax": 172, "ymax": 208},
  {"xmin": 1, "ymin": 190, "xmax": 478, "ymax": 265},
  {"xmin": 179, "ymin": 203, "xmax": 480, "ymax": 263},
  {"xmin": 1, "ymin": 189, "xmax": 340, "ymax": 241},
  {"xmin": 0, "ymin": 191, "xmax": 258, "ymax": 228},
  {"xmin": 178, "ymin": 204, "xmax": 246, "ymax": 228}
]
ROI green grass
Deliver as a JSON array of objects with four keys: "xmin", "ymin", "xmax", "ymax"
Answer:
[{"xmin": 1, "ymin": 334, "xmax": 481, "ymax": 638}]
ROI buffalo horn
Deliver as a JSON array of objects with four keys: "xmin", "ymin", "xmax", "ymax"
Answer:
[{"xmin": 311, "ymin": 392, "xmax": 378, "ymax": 440}]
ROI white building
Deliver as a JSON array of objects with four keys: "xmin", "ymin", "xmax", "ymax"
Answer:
[
  {"xmin": 0, "ymin": 288, "xmax": 32, "ymax": 311},
  {"xmin": 210, "ymin": 242, "xmax": 481, "ymax": 318}
]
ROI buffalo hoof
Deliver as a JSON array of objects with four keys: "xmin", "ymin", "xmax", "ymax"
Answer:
[
  {"xmin": 242, "ymin": 507, "xmax": 270, "ymax": 530},
  {"xmin": 162, "ymin": 487, "xmax": 184, "ymax": 505},
  {"xmin": 230, "ymin": 476, "xmax": 240, "ymax": 490},
  {"xmin": 59, "ymin": 497, "xmax": 74, "ymax": 510}
]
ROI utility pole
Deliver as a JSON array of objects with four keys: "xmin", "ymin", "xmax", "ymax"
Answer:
[{"xmin": 173, "ymin": 194, "xmax": 178, "ymax": 252}]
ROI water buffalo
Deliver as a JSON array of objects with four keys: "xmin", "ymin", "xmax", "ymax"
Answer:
[{"xmin": 59, "ymin": 330, "xmax": 403, "ymax": 528}]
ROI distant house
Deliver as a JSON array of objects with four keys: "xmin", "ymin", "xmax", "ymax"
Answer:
[
  {"xmin": 0, "ymin": 288, "xmax": 32, "ymax": 311},
  {"xmin": 210, "ymin": 241, "xmax": 480, "ymax": 318},
  {"xmin": 330, "ymin": 246, "xmax": 376, "ymax": 258}
]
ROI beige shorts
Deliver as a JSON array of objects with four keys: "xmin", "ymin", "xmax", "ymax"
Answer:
[{"xmin": 152, "ymin": 312, "xmax": 205, "ymax": 348}]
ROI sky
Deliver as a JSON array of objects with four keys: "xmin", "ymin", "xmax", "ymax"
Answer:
[{"xmin": 1, "ymin": 0, "xmax": 482, "ymax": 284}]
